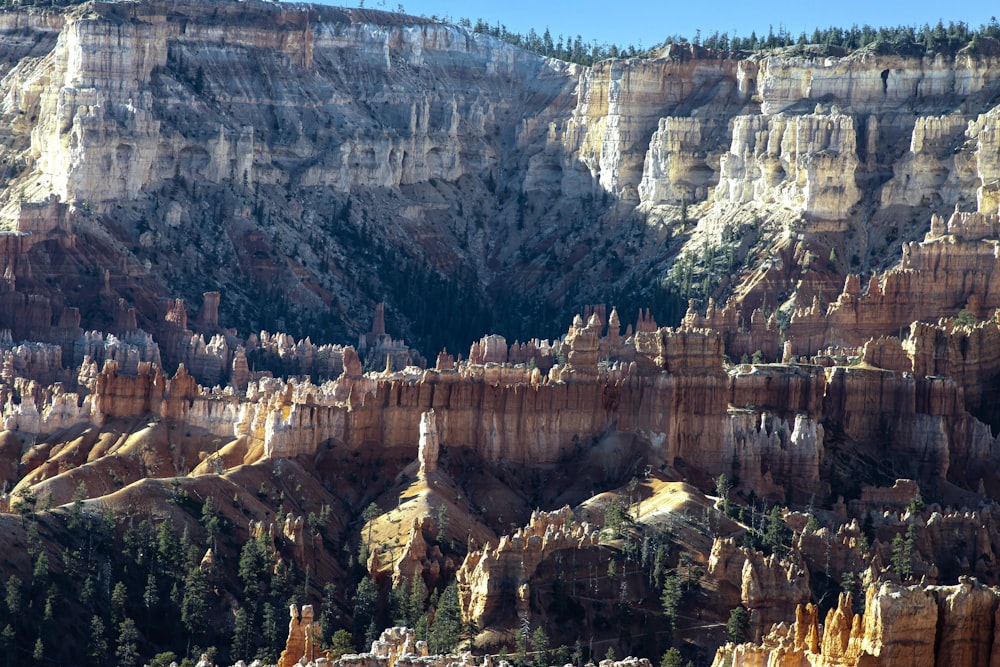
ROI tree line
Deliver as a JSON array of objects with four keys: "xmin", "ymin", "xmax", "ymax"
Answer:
[
  {"xmin": 459, "ymin": 19, "xmax": 655, "ymax": 65},
  {"xmin": 704, "ymin": 19, "xmax": 1000, "ymax": 55},
  {"xmin": 456, "ymin": 16, "xmax": 1000, "ymax": 65}
]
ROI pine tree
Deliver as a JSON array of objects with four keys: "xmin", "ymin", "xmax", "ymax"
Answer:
[
  {"xmin": 414, "ymin": 612, "xmax": 429, "ymax": 643},
  {"xmin": 238, "ymin": 535, "xmax": 269, "ymax": 599},
  {"xmin": 428, "ymin": 582, "xmax": 462, "ymax": 654},
  {"xmin": 714, "ymin": 474, "xmax": 731, "ymax": 516},
  {"xmin": 201, "ymin": 497, "xmax": 222, "ymax": 548},
  {"xmin": 329, "ymin": 629, "xmax": 354, "ymax": 659},
  {"xmin": 891, "ymin": 526, "xmax": 915, "ymax": 582},
  {"xmin": 88, "ymin": 615, "xmax": 108, "ymax": 667},
  {"xmin": 390, "ymin": 580, "xmax": 408, "ymax": 627},
  {"xmin": 156, "ymin": 520, "xmax": 180, "ymax": 572},
  {"xmin": 259, "ymin": 602, "xmax": 282, "ymax": 662},
  {"xmin": 143, "ymin": 573, "xmax": 159, "ymax": 629},
  {"xmin": 319, "ymin": 583, "xmax": 339, "ymax": 646},
  {"xmin": 4, "ymin": 576, "xmax": 21, "ymax": 621},
  {"xmin": 181, "ymin": 567, "xmax": 210, "ymax": 636},
  {"xmin": 726, "ymin": 607, "xmax": 749, "ymax": 644},
  {"xmin": 111, "ymin": 581, "xmax": 128, "ymax": 626},
  {"xmin": 115, "ymin": 618, "xmax": 140, "ymax": 667},
  {"xmin": 661, "ymin": 572, "xmax": 682, "ymax": 630},
  {"xmin": 531, "ymin": 626, "xmax": 549, "ymax": 666},
  {"xmin": 231, "ymin": 607, "xmax": 252, "ymax": 661},
  {"xmin": 352, "ymin": 577, "xmax": 378, "ymax": 649},
  {"xmin": 661, "ymin": 648, "xmax": 683, "ymax": 667},
  {"xmin": 762, "ymin": 506, "xmax": 790, "ymax": 556},
  {"xmin": 68, "ymin": 481, "xmax": 88, "ymax": 530},
  {"xmin": 361, "ymin": 502, "xmax": 380, "ymax": 555},
  {"xmin": 407, "ymin": 576, "xmax": 428, "ymax": 627}
]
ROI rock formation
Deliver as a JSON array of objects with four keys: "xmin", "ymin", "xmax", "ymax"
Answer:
[
  {"xmin": 456, "ymin": 506, "xmax": 600, "ymax": 629},
  {"xmin": 278, "ymin": 604, "xmax": 321, "ymax": 667},
  {"xmin": 417, "ymin": 410, "xmax": 439, "ymax": 478},
  {"xmin": 715, "ymin": 579, "xmax": 1000, "ymax": 667}
]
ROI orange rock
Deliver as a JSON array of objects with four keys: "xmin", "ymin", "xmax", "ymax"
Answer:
[{"xmin": 716, "ymin": 580, "xmax": 1000, "ymax": 667}]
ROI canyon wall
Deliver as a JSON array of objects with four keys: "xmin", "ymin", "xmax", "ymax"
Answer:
[{"xmin": 3, "ymin": 2, "xmax": 1000, "ymax": 355}]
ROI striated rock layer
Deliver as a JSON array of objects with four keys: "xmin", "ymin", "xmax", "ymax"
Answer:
[{"xmin": 3, "ymin": 1, "xmax": 1000, "ymax": 356}]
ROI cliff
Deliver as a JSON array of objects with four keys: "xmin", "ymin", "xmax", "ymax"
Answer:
[
  {"xmin": 1, "ymin": 2, "xmax": 1000, "ymax": 356},
  {"xmin": 715, "ymin": 579, "xmax": 1000, "ymax": 667}
]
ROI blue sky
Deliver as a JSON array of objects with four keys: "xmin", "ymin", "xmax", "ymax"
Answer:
[{"xmin": 321, "ymin": 0, "xmax": 997, "ymax": 50}]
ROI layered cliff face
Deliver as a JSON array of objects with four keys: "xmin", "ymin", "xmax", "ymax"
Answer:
[{"xmin": 3, "ymin": 3, "xmax": 1000, "ymax": 357}]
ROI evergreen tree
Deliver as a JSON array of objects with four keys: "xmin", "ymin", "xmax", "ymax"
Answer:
[
  {"xmin": 604, "ymin": 494, "xmax": 632, "ymax": 537},
  {"xmin": 361, "ymin": 502, "xmax": 380, "ymax": 555},
  {"xmin": 201, "ymin": 497, "xmax": 222, "ymax": 548},
  {"xmin": 181, "ymin": 567, "xmax": 210, "ymax": 636},
  {"xmin": 515, "ymin": 621, "xmax": 528, "ymax": 667},
  {"xmin": 30, "ymin": 552, "xmax": 48, "ymax": 596},
  {"xmin": 156, "ymin": 520, "xmax": 181, "ymax": 572},
  {"xmin": 762, "ymin": 506, "xmax": 791, "ymax": 556},
  {"xmin": 88, "ymin": 615, "xmax": 108, "ymax": 667},
  {"xmin": 231, "ymin": 607, "xmax": 253, "ymax": 661},
  {"xmin": 238, "ymin": 535, "xmax": 269, "ymax": 598},
  {"xmin": 68, "ymin": 482, "xmax": 88, "ymax": 530},
  {"xmin": 143, "ymin": 573, "xmax": 160, "ymax": 629},
  {"xmin": 661, "ymin": 572, "xmax": 682, "ymax": 631},
  {"xmin": 661, "ymin": 648, "xmax": 683, "ymax": 667},
  {"xmin": 390, "ymin": 580, "xmax": 408, "ymax": 627},
  {"xmin": 407, "ymin": 576, "xmax": 428, "ymax": 627},
  {"xmin": 725, "ymin": 607, "xmax": 750, "ymax": 644},
  {"xmin": 428, "ymin": 582, "xmax": 462, "ymax": 654},
  {"xmin": 413, "ymin": 611, "xmax": 429, "ymax": 643},
  {"xmin": 259, "ymin": 602, "xmax": 282, "ymax": 662},
  {"xmin": 4, "ymin": 576, "xmax": 21, "ymax": 618},
  {"xmin": 531, "ymin": 625, "xmax": 549, "ymax": 666},
  {"xmin": 329, "ymin": 629, "xmax": 354, "ymax": 659},
  {"xmin": 115, "ymin": 618, "xmax": 140, "ymax": 667},
  {"xmin": 149, "ymin": 652, "xmax": 178, "ymax": 667},
  {"xmin": 891, "ymin": 525, "xmax": 916, "ymax": 582},
  {"xmin": 714, "ymin": 474, "xmax": 731, "ymax": 516},
  {"xmin": 351, "ymin": 577, "xmax": 378, "ymax": 650},
  {"xmin": 80, "ymin": 576, "xmax": 96, "ymax": 609},
  {"xmin": 111, "ymin": 581, "xmax": 128, "ymax": 626},
  {"xmin": 319, "ymin": 583, "xmax": 339, "ymax": 645}
]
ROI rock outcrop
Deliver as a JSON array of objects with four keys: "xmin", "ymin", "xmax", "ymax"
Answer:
[
  {"xmin": 715, "ymin": 579, "xmax": 1000, "ymax": 667},
  {"xmin": 278, "ymin": 604, "xmax": 321, "ymax": 667},
  {"xmin": 715, "ymin": 110, "xmax": 862, "ymax": 223},
  {"xmin": 456, "ymin": 506, "xmax": 599, "ymax": 629},
  {"xmin": 707, "ymin": 538, "xmax": 812, "ymax": 640},
  {"xmin": 417, "ymin": 410, "xmax": 439, "ymax": 477}
]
